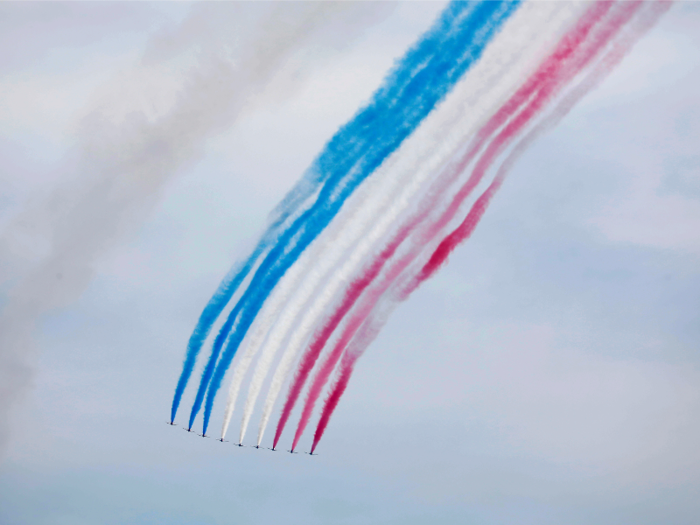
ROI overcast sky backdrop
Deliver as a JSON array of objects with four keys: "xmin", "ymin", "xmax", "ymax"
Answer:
[{"xmin": 1, "ymin": 2, "xmax": 699, "ymax": 524}]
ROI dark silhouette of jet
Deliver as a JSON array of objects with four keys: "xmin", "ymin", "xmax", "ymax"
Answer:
[
  {"xmin": 218, "ymin": 438, "xmax": 228, "ymax": 443},
  {"xmin": 234, "ymin": 442, "xmax": 244, "ymax": 447},
  {"xmin": 306, "ymin": 451, "xmax": 318, "ymax": 456},
  {"xmin": 198, "ymin": 433, "xmax": 209, "ymax": 438},
  {"xmin": 166, "ymin": 421, "xmax": 176, "ymax": 426},
  {"xmin": 267, "ymin": 447, "xmax": 277, "ymax": 452},
  {"xmin": 288, "ymin": 449, "xmax": 298, "ymax": 454},
  {"xmin": 183, "ymin": 427, "xmax": 195, "ymax": 433},
  {"xmin": 252, "ymin": 445, "xmax": 263, "ymax": 450}
]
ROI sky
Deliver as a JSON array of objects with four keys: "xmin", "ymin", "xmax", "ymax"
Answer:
[{"xmin": 0, "ymin": 2, "xmax": 699, "ymax": 524}]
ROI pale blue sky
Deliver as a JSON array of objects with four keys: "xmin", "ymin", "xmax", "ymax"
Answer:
[{"xmin": 1, "ymin": 2, "xmax": 698, "ymax": 524}]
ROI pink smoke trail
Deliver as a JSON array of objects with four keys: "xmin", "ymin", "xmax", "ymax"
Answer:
[
  {"xmin": 309, "ymin": 310, "xmax": 386, "ymax": 454},
  {"xmin": 308, "ymin": 1, "xmax": 659, "ymax": 453},
  {"xmin": 290, "ymin": 220, "xmax": 426, "ymax": 450},
  {"xmin": 280, "ymin": 1, "xmax": 620, "ymax": 451},
  {"xmin": 309, "ymin": 175, "xmax": 502, "ymax": 453},
  {"xmin": 272, "ymin": 218, "xmax": 417, "ymax": 449}
]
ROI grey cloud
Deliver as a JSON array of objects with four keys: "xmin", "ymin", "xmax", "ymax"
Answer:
[{"xmin": 0, "ymin": 1, "xmax": 392, "ymax": 456}]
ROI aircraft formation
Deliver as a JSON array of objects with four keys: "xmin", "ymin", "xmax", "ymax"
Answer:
[
  {"xmin": 167, "ymin": 1, "xmax": 670, "ymax": 455},
  {"xmin": 167, "ymin": 421, "xmax": 317, "ymax": 454}
]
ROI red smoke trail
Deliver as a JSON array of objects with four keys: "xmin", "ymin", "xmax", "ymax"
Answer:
[
  {"xmin": 308, "ymin": 175, "xmax": 502, "ymax": 454},
  {"xmin": 274, "ymin": 178, "xmax": 455, "ymax": 448},
  {"xmin": 275, "ymin": 2, "xmax": 616, "ymax": 450},
  {"xmin": 309, "ymin": 351, "xmax": 354, "ymax": 455},
  {"xmin": 289, "ymin": 226, "xmax": 423, "ymax": 451},
  {"xmin": 308, "ymin": 175, "xmax": 504, "ymax": 455},
  {"xmin": 401, "ymin": 0, "xmax": 643, "ymax": 296},
  {"xmin": 273, "ymin": 219, "xmax": 415, "ymax": 449},
  {"xmin": 307, "ymin": 1, "xmax": 651, "ymax": 452},
  {"xmin": 283, "ymin": 1, "xmax": 617, "ymax": 450}
]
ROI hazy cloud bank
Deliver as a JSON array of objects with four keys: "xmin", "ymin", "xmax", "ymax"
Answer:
[{"xmin": 0, "ymin": 1, "xmax": 392, "ymax": 455}]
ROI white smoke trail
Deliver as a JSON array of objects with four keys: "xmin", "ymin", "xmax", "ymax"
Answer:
[
  {"xmin": 219, "ymin": 244, "xmax": 312, "ymax": 439},
  {"xmin": 227, "ymin": 2, "xmax": 590, "ymax": 445},
  {"xmin": 0, "ymin": 1, "xmax": 391, "ymax": 456}
]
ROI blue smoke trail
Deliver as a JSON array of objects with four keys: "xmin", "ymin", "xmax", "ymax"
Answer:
[
  {"xmin": 171, "ymin": 133, "xmax": 333, "ymax": 423},
  {"xmin": 187, "ymin": 1, "xmax": 521, "ymax": 434},
  {"xmin": 171, "ymin": 253, "xmax": 256, "ymax": 425}
]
